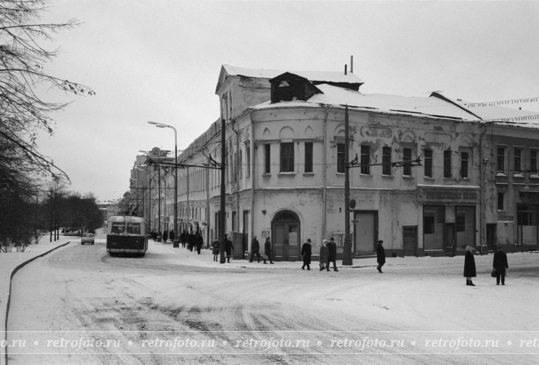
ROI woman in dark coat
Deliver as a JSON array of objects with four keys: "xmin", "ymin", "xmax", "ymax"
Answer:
[
  {"xmin": 301, "ymin": 239, "xmax": 312, "ymax": 270},
  {"xmin": 319, "ymin": 240, "xmax": 328, "ymax": 271},
  {"xmin": 493, "ymin": 245, "xmax": 509, "ymax": 285},
  {"xmin": 463, "ymin": 245, "xmax": 477, "ymax": 286}
]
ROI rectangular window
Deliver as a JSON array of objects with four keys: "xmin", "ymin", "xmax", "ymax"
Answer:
[
  {"xmin": 497, "ymin": 147, "xmax": 505, "ymax": 173},
  {"xmin": 360, "ymin": 145, "xmax": 370, "ymax": 174},
  {"xmin": 498, "ymin": 192, "xmax": 504, "ymax": 211},
  {"xmin": 337, "ymin": 143, "xmax": 345, "ymax": 173},
  {"xmin": 280, "ymin": 142, "xmax": 294, "ymax": 172},
  {"xmin": 444, "ymin": 150, "xmax": 452, "ymax": 178},
  {"xmin": 382, "ymin": 147, "xmax": 392, "ymax": 175},
  {"xmin": 424, "ymin": 149, "xmax": 433, "ymax": 177},
  {"xmin": 460, "ymin": 151, "xmax": 469, "ymax": 179},
  {"xmin": 403, "ymin": 148, "xmax": 412, "ymax": 176},
  {"xmin": 514, "ymin": 148, "xmax": 522, "ymax": 173},
  {"xmin": 305, "ymin": 142, "xmax": 313, "ymax": 173},
  {"xmin": 264, "ymin": 144, "xmax": 271, "ymax": 174},
  {"xmin": 232, "ymin": 211, "xmax": 236, "ymax": 231},
  {"xmin": 531, "ymin": 150, "xmax": 537, "ymax": 174}
]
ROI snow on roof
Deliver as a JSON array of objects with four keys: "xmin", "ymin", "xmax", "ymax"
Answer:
[
  {"xmin": 216, "ymin": 64, "xmax": 363, "ymax": 93},
  {"xmin": 254, "ymin": 83, "xmax": 482, "ymax": 121}
]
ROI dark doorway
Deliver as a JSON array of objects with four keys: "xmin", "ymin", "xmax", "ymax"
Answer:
[{"xmin": 272, "ymin": 211, "xmax": 300, "ymax": 261}]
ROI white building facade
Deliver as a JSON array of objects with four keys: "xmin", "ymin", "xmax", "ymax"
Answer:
[{"xmin": 144, "ymin": 65, "xmax": 539, "ymax": 260}]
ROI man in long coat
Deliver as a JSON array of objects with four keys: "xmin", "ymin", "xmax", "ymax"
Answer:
[
  {"xmin": 250, "ymin": 236, "xmax": 260, "ymax": 263},
  {"xmin": 195, "ymin": 232, "xmax": 203, "ymax": 254},
  {"xmin": 327, "ymin": 237, "xmax": 338, "ymax": 272},
  {"xmin": 376, "ymin": 240, "xmax": 386, "ymax": 273},
  {"xmin": 162, "ymin": 230, "xmax": 168, "ymax": 243},
  {"xmin": 263, "ymin": 237, "xmax": 273, "ymax": 264},
  {"xmin": 225, "ymin": 234, "xmax": 234, "ymax": 263},
  {"xmin": 463, "ymin": 245, "xmax": 476, "ymax": 286},
  {"xmin": 301, "ymin": 239, "xmax": 312, "ymax": 270},
  {"xmin": 493, "ymin": 245, "xmax": 509, "ymax": 285}
]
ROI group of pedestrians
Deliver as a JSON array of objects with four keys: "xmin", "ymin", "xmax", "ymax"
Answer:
[
  {"xmin": 317, "ymin": 237, "xmax": 339, "ymax": 271},
  {"xmin": 150, "ymin": 229, "xmax": 205, "ymax": 254},
  {"xmin": 464, "ymin": 245, "xmax": 509, "ymax": 286},
  {"xmin": 249, "ymin": 236, "xmax": 273, "ymax": 264}
]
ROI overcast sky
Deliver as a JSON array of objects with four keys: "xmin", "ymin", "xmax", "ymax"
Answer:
[{"xmin": 36, "ymin": 0, "xmax": 539, "ymax": 201}]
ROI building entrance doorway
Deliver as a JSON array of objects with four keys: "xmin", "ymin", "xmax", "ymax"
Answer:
[{"xmin": 272, "ymin": 211, "xmax": 300, "ymax": 261}]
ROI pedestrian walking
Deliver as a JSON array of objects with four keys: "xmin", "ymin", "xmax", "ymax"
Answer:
[
  {"xmin": 301, "ymin": 239, "xmax": 312, "ymax": 270},
  {"xmin": 263, "ymin": 237, "xmax": 274, "ymax": 264},
  {"xmin": 249, "ymin": 236, "xmax": 261, "ymax": 263},
  {"xmin": 163, "ymin": 230, "xmax": 168, "ymax": 243},
  {"xmin": 212, "ymin": 238, "xmax": 220, "ymax": 261},
  {"xmin": 180, "ymin": 230, "xmax": 186, "ymax": 248},
  {"xmin": 195, "ymin": 231, "xmax": 203, "ymax": 254},
  {"xmin": 169, "ymin": 229, "xmax": 175, "ymax": 243},
  {"xmin": 376, "ymin": 240, "xmax": 386, "ymax": 273},
  {"xmin": 319, "ymin": 240, "xmax": 328, "ymax": 271},
  {"xmin": 327, "ymin": 237, "xmax": 338, "ymax": 272},
  {"xmin": 463, "ymin": 245, "xmax": 476, "ymax": 286},
  {"xmin": 493, "ymin": 245, "xmax": 509, "ymax": 285},
  {"xmin": 225, "ymin": 234, "xmax": 234, "ymax": 263}
]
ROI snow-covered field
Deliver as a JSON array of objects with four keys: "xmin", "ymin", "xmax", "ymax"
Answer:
[{"xmin": 5, "ymin": 235, "xmax": 539, "ymax": 365}]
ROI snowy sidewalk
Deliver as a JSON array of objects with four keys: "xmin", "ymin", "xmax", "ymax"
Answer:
[{"xmin": 0, "ymin": 236, "xmax": 72, "ymax": 365}]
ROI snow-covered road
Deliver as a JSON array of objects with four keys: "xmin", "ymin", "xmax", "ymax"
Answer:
[{"xmin": 5, "ymin": 237, "xmax": 539, "ymax": 365}]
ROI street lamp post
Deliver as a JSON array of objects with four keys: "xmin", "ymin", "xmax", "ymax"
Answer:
[{"xmin": 148, "ymin": 121, "xmax": 179, "ymax": 247}]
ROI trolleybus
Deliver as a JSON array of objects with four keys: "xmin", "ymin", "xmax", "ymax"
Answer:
[{"xmin": 106, "ymin": 216, "xmax": 148, "ymax": 257}]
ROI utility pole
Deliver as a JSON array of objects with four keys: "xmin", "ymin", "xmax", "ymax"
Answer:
[
  {"xmin": 343, "ymin": 105, "xmax": 353, "ymax": 265},
  {"xmin": 220, "ymin": 118, "xmax": 227, "ymax": 264}
]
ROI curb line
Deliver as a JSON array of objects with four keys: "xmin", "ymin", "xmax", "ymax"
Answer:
[{"xmin": 2, "ymin": 241, "xmax": 71, "ymax": 365}]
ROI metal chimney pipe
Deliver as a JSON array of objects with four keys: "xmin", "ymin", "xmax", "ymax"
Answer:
[
  {"xmin": 351, "ymin": 55, "xmax": 354, "ymax": 73},
  {"xmin": 344, "ymin": 64, "xmax": 347, "ymax": 75}
]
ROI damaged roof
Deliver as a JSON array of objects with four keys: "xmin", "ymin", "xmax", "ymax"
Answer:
[{"xmin": 216, "ymin": 64, "xmax": 364, "ymax": 94}]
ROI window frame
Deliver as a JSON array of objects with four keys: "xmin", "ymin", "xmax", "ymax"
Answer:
[
  {"xmin": 460, "ymin": 151, "xmax": 469, "ymax": 179},
  {"xmin": 264, "ymin": 144, "xmax": 271, "ymax": 174},
  {"xmin": 514, "ymin": 147, "xmax": 522, "ymax": 174},
  {"xmin": 337, "ymin": 143, "xmax": 345, "ymax": 174},
  {"xmin": 360, "ymin": 145, "xmax": 370, "ymax": 175},
  {"xmin": 424, "ymin": 149, "xmax": 433, "ymax": 178},
  {"xmin": 382, "ymin": 146, "xmax": 392, "ymax": 176},
  {"xmin": 280, "ymin": 142, "xmax": 295, "ymax": 173},
  {"xmin": 305, "ymin": 142, "xmax": 313, "ymax": 173},
  {"xmin": 403, "ymin": 148, "xmax": 412, "ymax": 176},
  {"xmin": 443, "ymin": 150, "xmax": 452, "ymax": 178},
  {"xmin": 497, "ymin": 146, "xmax": 506, "ymax": 174}
]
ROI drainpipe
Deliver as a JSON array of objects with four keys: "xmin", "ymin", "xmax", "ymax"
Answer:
[{"xmin": 323, "ymin": 106, "xmax": 329, "ymax": 239}]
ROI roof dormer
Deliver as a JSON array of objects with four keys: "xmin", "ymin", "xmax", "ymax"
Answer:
[{"xmin": 270, "ymin": 72, "xmax": 323, "ymax": 103}]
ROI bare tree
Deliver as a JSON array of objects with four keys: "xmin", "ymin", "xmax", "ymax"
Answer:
[
  {"xmin": 0, "ymin": 1, "xmax": 94, "ymax": 248},
  {"xmin": 0, "ymin": 0, "xmax": 94, "ymax": 181}
]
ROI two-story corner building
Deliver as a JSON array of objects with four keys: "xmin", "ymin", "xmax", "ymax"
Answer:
[
  {"xmin": 457, "ymin": 102, "xmax": 539, "ymax": 252},
  {"xmin": 154, "ymin": 64, "xmax": 539, "ymax": 260}
]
